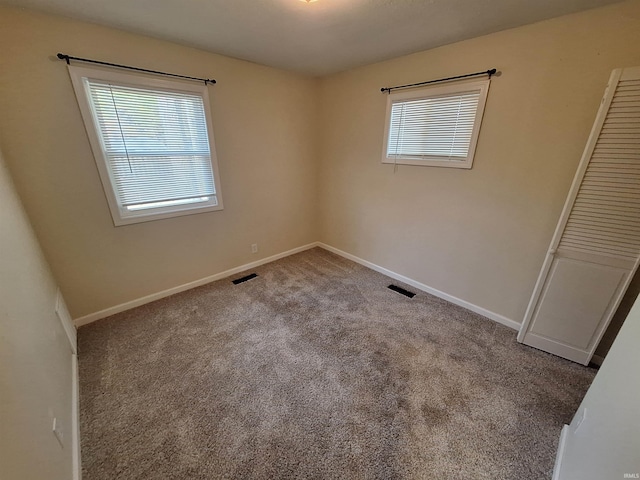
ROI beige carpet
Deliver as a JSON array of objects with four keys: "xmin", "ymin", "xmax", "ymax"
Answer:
[{"xmin": 79, "ymin": 247, "xmax": 595, "ymax": 479}]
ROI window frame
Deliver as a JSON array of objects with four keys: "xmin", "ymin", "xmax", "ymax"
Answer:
[
  {"xmin": 67, "ymin": 65, "xmax": 224, "ymax": 226},
  {"xmin": 381, "ymin": 79, "xmax": 491, "ymax": 169}
]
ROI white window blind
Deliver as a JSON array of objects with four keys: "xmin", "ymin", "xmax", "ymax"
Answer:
[
  {"xmin": 68, "ymin": 65, "xmax": 223, "ymax": 226},
  {"xmin": 86, "ymin": 80, "xmax": 217, "ymax": 211},
  {"xmin": 388, "ymin": 91, "xmax": 480, "ymax": 158},
  {"xmin": 382, "ymin": 79, "xmax": 490, "ymax": 169}
]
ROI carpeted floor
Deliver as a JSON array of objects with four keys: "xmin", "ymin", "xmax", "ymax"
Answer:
[{"xmin": 79, "ymin": 247, "xmax": 595, "ymax": 479}]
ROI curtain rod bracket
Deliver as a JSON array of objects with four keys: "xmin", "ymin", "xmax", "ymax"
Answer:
[
  {"xmin": 381, "ymin": 68, "xmax": 498, "ymax": 93},
  {"xmin": 56, "ymin": 53, "xmax": 216, "ymax": 85}
]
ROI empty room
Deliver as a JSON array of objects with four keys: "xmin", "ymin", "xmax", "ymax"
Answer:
[{"xmin": 1, "ymin": 0, "xmax": 640, "ymax": 478}]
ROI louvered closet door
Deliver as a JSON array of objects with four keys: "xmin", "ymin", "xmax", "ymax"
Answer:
[{"xmin": 517, "ymin": 66, "xmax": 640, "ymax": 365}]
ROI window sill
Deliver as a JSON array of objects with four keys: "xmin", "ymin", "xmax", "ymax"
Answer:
[
  {"xmin": 112, "ymin": 202, "xmax": 224, "ymax": 226},
  {"xmin": 381, "ymin": 157, "xmax": 473, "ymax": 169}
]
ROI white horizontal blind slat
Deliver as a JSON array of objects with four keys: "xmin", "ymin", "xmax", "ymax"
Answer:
[
  {"xmin": 560, "ymin": 78, "xmax": 640, "ymax": 261},
  {"xmin": 86, "ymin": 80, "xmax": 216, "ymax": 209},
  {"xmin": 387, "ymin": 90, "xmax": 481, "ymax": 160}
]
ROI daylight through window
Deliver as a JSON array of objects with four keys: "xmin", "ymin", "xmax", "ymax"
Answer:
[
  {"xmin": 382, "ymin": 79, "xmax": 490, "ymax": 169},
  {"xmin": 68, "ymin": 66, "xmax": 223, "ymax": 225}
]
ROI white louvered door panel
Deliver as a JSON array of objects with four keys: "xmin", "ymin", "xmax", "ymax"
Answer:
[{"xmin": 518, "ymin": 67, "xmax": 640, "ymax": 365}]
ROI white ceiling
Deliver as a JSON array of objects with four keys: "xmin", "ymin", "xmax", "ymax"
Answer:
[{"xmin": 1, "ymin": 0, "xmax": 623, "ymax": 75}]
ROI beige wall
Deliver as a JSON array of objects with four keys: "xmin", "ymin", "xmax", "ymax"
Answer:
[
  {"xmin": 594, "ymin": 268, "xmax": 640, "ymax": 359},
  {"xmin": 0, "ymin": 148, "xmax": 74, "ymax": 479},
  {"xmin": 318, "ymin": 0, "xmax": 640, "ymax": 324},
  {"xmin": 2, "ymin": 4, "xmax": 638, "ymax": 477},
  {"xmin": 557, "ymin": 292, "xmax": 640, "ymax": 479},
  {"xmin": 2, "ymin": 1, "xmax": 640, "ymax": 332},
  {"xmin": 0, "ymin": 6, "xmax": 319, "ymax": 318}
]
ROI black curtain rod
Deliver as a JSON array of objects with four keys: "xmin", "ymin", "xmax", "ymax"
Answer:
[
  {"xmin": 381, "ymin": 68, "xmax": 497, "ymax": 93},
  {"xmin": 56, "ymin": 53, "xmax": 216, "ymax": 85}
]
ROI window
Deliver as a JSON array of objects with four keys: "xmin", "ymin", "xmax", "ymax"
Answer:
[
  {"xmin": 382, "ymin": 79, "xmax": 490, "ymax": 169},
  {"xmin": 68, "ymin": 65, "xmax": 223, "ymax": 225}
]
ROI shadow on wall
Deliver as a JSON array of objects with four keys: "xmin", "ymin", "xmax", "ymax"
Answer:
[{"xmin": 595, "ymin": 268, "xmax": 640, "ymax": 360}]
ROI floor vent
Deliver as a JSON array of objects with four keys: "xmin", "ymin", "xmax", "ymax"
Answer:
[
  {"xmin": 388, "ymin": 284, "xmax": 415, "ymax": 298},
  {"xmin": 232, "ymin": 273, "xmax": 258, "ymax": 285}
]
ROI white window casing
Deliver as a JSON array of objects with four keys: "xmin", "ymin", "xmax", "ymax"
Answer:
[
  {"xmin": 67, "ymin": 65, "xmax": 223, "ymax": 226},
  {"xmin": 382, "ymin": 79, "xmax": 491, "ymax": 169}
]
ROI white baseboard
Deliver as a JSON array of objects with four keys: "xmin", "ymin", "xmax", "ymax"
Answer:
[
  {"xmin": 74, "ymin": 242, "xmax": 319, "ymax": 327},
  {"xmin": 74, "ymin": 240, "xmax": 520, "ymax": 333},
  {"xmin": 71, "ymin": 353, "xmax": 81, "ymax": 480},
  {"xmin": 317, "ymin": 242, "xmax": 521, "ymax": 331},
  {"xmin": 55, "ymin": 289, "xmax": 77, "ymax": 354},
  {"xmin": 552, "ymin": 424, "xmax": 570, "ymax": 480}
]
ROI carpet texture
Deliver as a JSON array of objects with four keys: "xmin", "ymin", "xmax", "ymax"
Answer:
[{"xmin": 79, "ymin": 248, "xmax": 595, "ymax": 479}]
